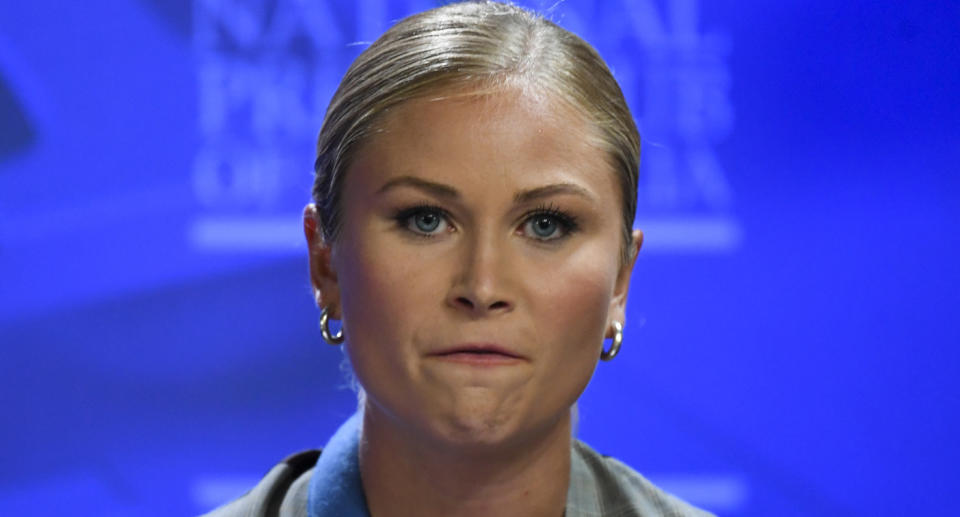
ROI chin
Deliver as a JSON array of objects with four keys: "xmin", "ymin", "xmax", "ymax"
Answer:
[
  {"xmin": 413, "ymin": 396, "xmax": 519, "ymax": 448},
  {"xmin": 428, "ymin": 398, "xmax": 567, "ymax": 454}
]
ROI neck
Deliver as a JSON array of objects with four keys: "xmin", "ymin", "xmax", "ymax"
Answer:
[{"xmin": 358, "ymin": 405, "xmax": 572, "ymax": 517}]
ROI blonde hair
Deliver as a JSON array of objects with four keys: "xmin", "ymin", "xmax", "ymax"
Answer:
[{"xmin": 312, "ymin": 1, "xmax": 640, "ymax": 261}]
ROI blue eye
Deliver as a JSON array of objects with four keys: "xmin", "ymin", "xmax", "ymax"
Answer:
[
  {"xmin": 526, "ymin": 215, "xmax": 559, "ymax": 238},
  {"xmin": 396, "ymin": 205, "xmax": 450, "ymax": 236},
  {"xmin": 521, "ymin": 207, "xmax": 578, "ymax": 241},
  {"xmin": 413, "ymin": 211, "xmax": 442, "ymax": 232}
]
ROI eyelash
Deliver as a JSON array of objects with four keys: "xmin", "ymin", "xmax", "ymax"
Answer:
[
  {"xmin": 392, "ymin": 203, "xmax": 580, "ymax": 242},
  {"xmin": 521, "ymin": 203, "xmax": 580, "ymax": 241},
  {"xmin": 393, "ymin": 203, "xmax": 452, "ymax": 239}
]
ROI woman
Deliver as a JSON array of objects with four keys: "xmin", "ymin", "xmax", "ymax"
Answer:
[{"xmin": 207, "ymin": 2, "xmax": 712, "ymax": 516}]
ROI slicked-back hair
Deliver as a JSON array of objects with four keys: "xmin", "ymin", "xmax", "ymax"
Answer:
[{"xmin": 312, "ymin": 1, "xmax": 640, "ymax": 262}]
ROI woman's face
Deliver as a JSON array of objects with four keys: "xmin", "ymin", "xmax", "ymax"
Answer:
[{"xmin": 307, "ymin": 88, "xmax": 641, "ymax": 450}]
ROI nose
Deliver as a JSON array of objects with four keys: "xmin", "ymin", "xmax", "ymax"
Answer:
[{"xmin": 446, "ymin": 231, "xmax": 514, "ymax": 317}]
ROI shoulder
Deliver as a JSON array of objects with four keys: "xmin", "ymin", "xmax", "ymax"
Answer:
[
  {"xmin": 570, "ymin": 441, "xmax": 715, "ymax": 517},
  {"xmin": 200, "ymin": 450, "xmax": 319, "ymax": 517}
]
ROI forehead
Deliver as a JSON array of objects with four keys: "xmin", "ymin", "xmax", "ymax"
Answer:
[{"xmin": 346, "ymin": 88, "xmax": 619, "ymax": 203}]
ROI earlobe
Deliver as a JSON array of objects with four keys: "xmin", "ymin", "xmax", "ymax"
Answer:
[{"xmin": 303, "ymin": 204, "xmax": 341, "ymax": 315}]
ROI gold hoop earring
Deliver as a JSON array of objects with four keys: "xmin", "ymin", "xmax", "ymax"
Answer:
[
  {"xmin": 600, "ymin": 321, "xmax": 623, "ymax": 361},
  {"xmin": 320, "ymin": 307, "xmax": 344, "ymax": 345}
]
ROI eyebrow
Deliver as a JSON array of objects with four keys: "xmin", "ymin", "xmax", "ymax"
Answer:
[
  {"xmin": 513, "ymin": 183, "xmax": 594, "ymax": 204},
  {"xmin": 376, "ymin": 175, "xmax": 594, "ymax": 204},
  {"xmin": 377, "ymin": 176, "xmax": 459, "ymax": 199}
]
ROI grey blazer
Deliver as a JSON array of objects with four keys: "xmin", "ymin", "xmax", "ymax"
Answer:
[{"xmin": 202, "ymin": 441, "xmax": 714, "ymax": 517}]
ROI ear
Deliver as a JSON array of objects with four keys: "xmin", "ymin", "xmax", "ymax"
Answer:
[
  {"xmin": 606, "ymin": 228, "xmax": 643, "ymax": 338},
  {"xmin": 303, "ymin": 204, "xmax": 341, "ymax": 318}
]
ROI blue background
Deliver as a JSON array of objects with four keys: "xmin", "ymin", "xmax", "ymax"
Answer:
[{"xmin": 1, "ymin": 1, "xmax": 958, "ymax": 515}]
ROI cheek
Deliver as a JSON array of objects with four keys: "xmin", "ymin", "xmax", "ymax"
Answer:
[
  {"xmin": 528, "ymin": 249, "xmax": 618, "ymax": 374},
  {"xmin": 337, "ymin": 241, "xmax": 405, "ymax": 343},
  {"xmin": 339, "ymin": 238, "xmax": 447, "ymax": 322},
  {"xmin": 519, "ymin": 255, "xmax": 616, "ymax": 419},
  {"xmin": 539, "ymin": 268, "xmax": 611, "ymax": 322},
  {"xmin": 332, "ymin": 232, "xmax": 444, "ymax": 385},
  {"xmin": 535, "ymin": 247, "xmax": 617, "ymax": 332}
]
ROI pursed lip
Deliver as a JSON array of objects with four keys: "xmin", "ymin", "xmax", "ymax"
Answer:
[{"xmin": 427, "ymin": 343, "xmax": 527, "ymax": 361}]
